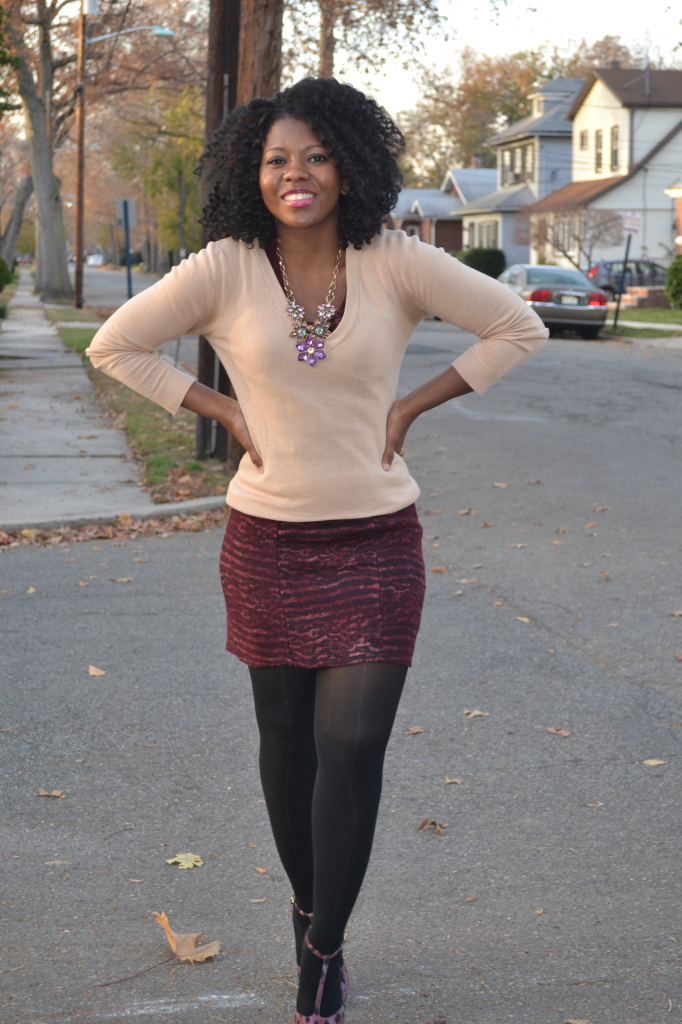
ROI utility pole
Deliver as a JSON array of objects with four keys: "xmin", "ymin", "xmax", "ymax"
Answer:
[
  {"xmin": 73, "ymin": 0, "xmax": 88, "ymax": 308},
  {"xmin": 196, "ymin": 0, "xmax": 241, "ymax": 465}
]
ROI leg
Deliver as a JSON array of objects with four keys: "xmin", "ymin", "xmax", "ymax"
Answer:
[
  {"xmin": 250, "ymin": 666, "xmax": 317, "ymax": 914},
  {"xmin": 297, "ymin": 661, "xmax": 407, "ymax": 1017}
]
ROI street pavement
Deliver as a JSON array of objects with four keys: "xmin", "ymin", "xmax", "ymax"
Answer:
[{"xmin": 1, "ymin": 319, "xmax": 681, "ymax": 1023}]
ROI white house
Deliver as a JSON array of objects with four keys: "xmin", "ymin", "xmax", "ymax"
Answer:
[
  {"xmin": 526, "ymin": 67, "xmax": 682, "ymax": 266},
  {"xmin": 459, "ymin": 78, "xmax": 583, "ymax": 264}
]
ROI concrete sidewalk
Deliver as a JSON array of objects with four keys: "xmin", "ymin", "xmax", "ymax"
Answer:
[{"xmin": 0, "ymin": 271, "xmax": 223, "ymax": 531}]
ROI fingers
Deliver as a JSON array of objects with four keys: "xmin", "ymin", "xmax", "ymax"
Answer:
[
  {"xmin": 382, "ymin": 445, "xmax": 394, "ymax": 472},
  {"xmin": 248, "ymin": 446, "xmax": 264, "ymax": 474}
]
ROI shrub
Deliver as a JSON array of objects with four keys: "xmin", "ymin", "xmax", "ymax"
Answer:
[
  {"xmin": 665, "ymin": 255, "xmax": 682, "ymax": 309},
  {"xmin": 0, "ymin": 256, "xmax": 12, "ymax": 291},
  {"xmin": 453, "ymin": 248, "xmax": 506, "ymax": 279},
  {"xmin": 0, "ymin": 299, "xmax": 8, "ymax": 318}
]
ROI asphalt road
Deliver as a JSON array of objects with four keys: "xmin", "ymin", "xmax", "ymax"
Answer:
[
  {"xmin": 68, "ymin": 266, "xmax": 160, "ymax": 307},
  {"xmin": 2, "ymin": 326, "xmax": 681, "ymax": 1024}
]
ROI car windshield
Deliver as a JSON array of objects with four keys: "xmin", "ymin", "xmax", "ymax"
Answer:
[{"xmin": 527, "ymin": 268, "xmax": 591, "ymax": 287}]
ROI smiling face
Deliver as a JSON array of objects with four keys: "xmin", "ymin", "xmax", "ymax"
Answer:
[{"xmin": 259, "ymin": 117, "xmax": 348, "ymax": 235}]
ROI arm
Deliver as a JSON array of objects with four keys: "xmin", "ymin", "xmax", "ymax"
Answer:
[
  {"xmin": 382, "ymin": 366, "xmax": 472, "ymax": 471},
  {"xmin": 180, "ymin": 381, "xmax": 263, "ymax": 472}
]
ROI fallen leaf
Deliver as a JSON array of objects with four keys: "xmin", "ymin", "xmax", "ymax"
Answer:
[
  {"xmin": 667, "ymin": 936, "xmax": 678, "ymax": 942},
  {"xmin": 431, "ymin": 566, "xmax": 446, "ymax": 573},
  {"xmin": 515, "ymin": 616, "xmax": 530, "ymax": 623},
  {"xmin": 426, "ymin": 508, "xmax": 442, "ymax": 515},
  {"xmin": 37, "ymin": 788, "xmax": 65, "ymax": 798},
  {"xmin": 585, "ymin": 800, "xmax": 604, "ymax": 807},
  {"xmin": 594, "ymin": 505, "xmax": 610, "ymax": 512},
  {"xmin": 118, "ymin": 513, "xmax": 132, "ymax": 527},
  {"xmin": 405, "ymin": 726, "xmax": 424, "ymax": 735},
  {"xmin": 445, "ymin": 777, "xmax": 463, "ymax": 785},
  {"xmin": 534, "ymin": 908, "xmax": 543, "ymax": 914},
  {"xmin": 88, "ymin": 665, "xmax": 106, "ymax": 676},
  {"xmin": 45, "ymin": 860, "xmax": 70, "ymax": 865},
  {"xmin": 527, "ymin": 478, "xmax": 541, "ymax": 484},
  {"xmin": 492, "ymin": 482, "xmax": 506, "ymax": 488},
  {"xmin": 418, "ymin": 818, "xmax": 448, "ymax": 836},
  {"xmin": 26, "ymin": 587, "xmax": 36, "ymax": 594},
  {"xmin": 465, "ymin": 896, "xmax": 477, "ymax": 902},
  {"xmin": 471, "ymin": 563, "xmax": 483, "ymax": 568},
  {"xmin": 129, "ymin": 878, "xmax": 143, "ymax": 883},
  {"xmin": 493, "ymin": 600, "xmax": 504, "ymax": 605},
  {"xmin": 600, "ymin": 572, "xmax": 611, "ymax": 580},
  {"xmin": 112, "ymin": 577, "xmax": 133, "ymax": 583},
  {"xmin": 509, "ymin": 543, "xmax": 527, "ymax": 548},
  {"xmin": 250, "ymin": 897, "xmax": 266, "ymax": 903},
  {"xmin": 547, "ymin": 727, "xmax": 570, "ymax": 737},
  {"xmin": 579, "ymin": 562, "xmax": 593, "ymax": 567},
  {"xmin": 670, "ymin": 611, "xmax": 682, "ymax": 617},
  {"xmin": 555, "ymin": 527, "xmax": 567, "ymax": 534},
  {"xmin": 77, "ymin": 581, "xmax": 88, "ymax": 587},
  {"xmin": 133, "ymin": 557, "xmax": 148, "ymax": 562},
  {"xmin": 454, "ymin": 577, "xmax": 478, "ymax": 583},
  {"xmin": 153, "ymin": 910, "xmax": 220, "ymax": 963},
  {"xmin": 20, "ymin": 528, "xmax": 37, "ymax": 540},
  {"xmin": 73, "ymin": 759, "xmax": 84, "ymax": 763},
  {"xmin": 552, "ymin": 540, "xmax": 564, "ymax": 546},
  {"xmin": 254, "ymin": 867, "xmax": 268, "ymax": 874},
  {"xmin": 463, "ymin": 709, "xmax": 489, "ymax": 719},
  {"xmin": 481, "ymin": 521, "xmax": 492, "ymax": 527},
  {"xmin": 641, "ymin": 759, "xmax": 667, "ymax": 766},
  {"xmin": 584, "ymin": 522, "xmax": 598, "ymax": 528},
  {"xmin": 564, "ymin": 1019, "xmax": 589, "ymax": 1024},
  {"xmin": 675, "ymin": 654, "xmax": 682, "ymax": 662},
  {"xmin": 165, "ymin": 853, "xmax": 203, "ymax": 869},
  {"xmin": 458, "ymin": 508, "xmax": 479, "ymax": 515}
]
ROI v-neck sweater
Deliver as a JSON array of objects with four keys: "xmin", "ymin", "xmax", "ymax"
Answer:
[{"xmin": 86, "ymin": 230, "xmax": 548, "ymax": 522}]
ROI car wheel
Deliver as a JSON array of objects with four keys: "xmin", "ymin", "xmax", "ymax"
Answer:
[{"xmin": 580, "ymin": 326, "xmax": 600, "ymax": 340}]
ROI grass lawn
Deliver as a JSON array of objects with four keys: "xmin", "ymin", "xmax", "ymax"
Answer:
[
  {"xmin": 57, "ymin": 325, "xmax": 230, "ymax": 503},
  {"xmin": 44, "ymin": 306, "xmax": 105, "ymax": 323},
  {"xmin": 610, "ymin": 307, "xmax": 682, "ymax": 324},
  {"xmin": 602, "ymin": 326, "xmax": 682, "ymax": 340}
]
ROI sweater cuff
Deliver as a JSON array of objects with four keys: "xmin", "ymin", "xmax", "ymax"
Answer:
[{"xmin": 451, "ymin": 347, "xmax": 499, "ymax": 395}]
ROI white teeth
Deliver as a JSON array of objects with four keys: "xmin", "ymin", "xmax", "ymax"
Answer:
[{"xmin": 285, "ymin": 192, "xmax": 314, "ymax": 200}]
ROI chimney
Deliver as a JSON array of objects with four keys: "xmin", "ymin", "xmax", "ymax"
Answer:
[
  {"xmin": 470, "ymin": 155, "xmax": 483, "ymax": 169},
  {"xmin": 610, "ymin": 59, "xmax": 620, "ymax": 69}
]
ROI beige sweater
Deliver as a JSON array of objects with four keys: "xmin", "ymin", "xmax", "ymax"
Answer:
[{"xmin": 86, "ymin": 230, "xmax": 547, "ymax": 521}]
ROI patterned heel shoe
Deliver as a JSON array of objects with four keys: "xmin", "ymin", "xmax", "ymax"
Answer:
[
  {"xmin": 291, "ymin": 900, "xmax": 349, "ymax": 1005},
  {"xmin": 294, "ymin": 935, "xmax": 345, "ymax": 1024}
]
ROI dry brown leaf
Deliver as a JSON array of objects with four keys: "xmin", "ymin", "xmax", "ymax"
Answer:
[
  {"xmin": 465, "ymin": 896, "xmax": 477, "ymax": 902},
  {"xmin": 463, "ymin": 709, "xmax": 489, "ymax": 719},
  {"xmin": 641, "ymin": 759, "xmax": 667, "ymax": 766},
  {"xmin": 254, "ymin": 867, "xmax": 268, "ymax": 874},
  {"xmin": 527, "ymin": 478, "xmax": 541, "ymax": 484},
  {"xmin": 37, "ymin": 788, "xmax": 65, "ymax": 798},
  {"xmin": 547, "ymin": 727, "xmax": 570, "ymax": 737},
  {"xmin": 585, "ymin": 800, "xmax": 604, "ymax": 807},
  {"xmin": 493, "ymin": 600, "xmax": 504, "ymax": 605},
  {"xmin": 675, "ymin": 654, "xmax": 682, "ymax": 662},
  {"xmin": 534, "ymin": 908, "xmax": 543, "ymax": 914},
  {"xmin": 509, "ymin": 543, "xmax": 527, "ymax": 548},
  {"xmin": 250, "ymin": 897, "xmax": 266, "ymax": 903},
  {"xmin": 426, "ymin": 508, "xmax": 442, "ymax": 515},
  {"xmin": 492, "ymin": 482, "xmax": 507, "ymax": 488},
  {"xmin": 458, "ymin": 508, "xmax": 479, "ymax": 515},
  {"xmin": 45, "ymin": 860, "xmax": 70, "ymax": 865},
  {"xmin": 77, "ymin": 580, "xmax": 88, "ymax": 587},
  {"xmin": 564, "ymin": 1019, "xmax": 589, "ymax": 1024},
  {"xmin": 670, "ymin": 611, "xmax": 682, "ymax": 617},
  {"xmin": 555, "ymin": 527, "xmax": 567, "ymax": 534},
  {"xmin": 584, "ymin": 521, "xmax": 598, "ymax": 528},
  {"xmin": 418, "ymin": 818, "xmax": 448, "ymax": 836},
  {"xmin": 153, "ymin": 911, "xmax": 220, "ymax": 964},
  {"xmin": 26, "ymin": 587, "xmax": 36, "ymax": 594},
  {"xmin": 431, "ymin": 566, "xmax": 446, "ymax": 573},
  {"xmin": 481, "ymin": 521, "xmax": 492, "ymax": 527},
  {"xmin": 118, "ymin": 513, "xmax": 132, "ymax": 527},
  {"xmin": 600, "ymin": 572, "xmax": 611, "ymax": 580},
  {"xmin": 88, "ymin": 665, "xmax": 106, "ymax": 676},
  {"xmin": 515, "ymin": 616, "xmax": 530, "ymax": 623},
  {"xmin": 594, "ymin": 505, "xmax": 610, "ymax": 512},
  {"xmin": 552, "ymin": 540, "xmax": 564, "ymax": 546},
  {"xmin": 165, "ymin": 853, "xmax": 203, "ymax": 869},
  {"xmin": 405, "ymin": 726, "xmax": 423, "ymax": 735},
  {"xmin": 445, "ymin": 777, "xmax": 463, "ymax": 785},
  {"xmin": 112, "ymin": 577, "xmax": 133, "ymax": 583}
]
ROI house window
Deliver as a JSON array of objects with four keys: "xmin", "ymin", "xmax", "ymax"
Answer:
[
  {"xmin": 610, "ymin": 126, "xmax": 619, "ymax": 171},
  {"xmin": 465, "ymin": 223, "xmax": 476, "ymax": 248},
  {"xmin": 501, "ymin": 149, "xmax": 513, "ymax": 186},
  {"xmin": 523, "ymin": 143, "xmax": 535, "ymax": 182},
  {"xmin": 579, "ymin": 130, "xmax": 588, "ymax": 150},
  {"xmin": 501, "ymin": 145, "xmax": 534, "ymax": 186},
  {"xmin": 478, "ymin": 220, "xmax": 498, "ymax": 249},
  {"xmin": 595, "ymin": 130, "xmax": 603, "ymax": 173}
]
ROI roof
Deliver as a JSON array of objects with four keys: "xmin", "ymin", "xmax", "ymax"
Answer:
[
  {"xmin": 489, "ymin": 80, "xmax": 584, "ymax": 146},
  {"xmin": 408, "ymin": 193, "xmax": 461, "ymax": 219},
  {"xmin": 391, "ymin": 188, "xmax": 442, "ymax": 219},
  {"xmin": 460, "ymin": 183, "xmax": 536, "ymax": 214},
  {"xmin": 567, "ymin": 68, "xmax": 682, "ymax": 119},
  {"xmin": 534, "ymin": 77, "xmax": 584, "ymax": 97},
  {"xmin": 525, "ymin": 114, "xmax": 682, "ymax": 212},
  {"xmin": 441, "ymin": 168, "xmax": 498, "ymax": 203}
]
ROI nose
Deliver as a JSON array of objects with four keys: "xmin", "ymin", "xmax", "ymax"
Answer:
[{"xmin": 283, "ymin": 156, "xmax": 311, "ymax": 182}]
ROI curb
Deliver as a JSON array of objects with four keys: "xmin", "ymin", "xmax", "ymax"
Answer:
[{"xmin": 0, "ymin": 494, "xmax": 227, "ymax": 533}]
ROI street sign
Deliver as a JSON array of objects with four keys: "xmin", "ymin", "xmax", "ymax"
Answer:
[
  {"xmin": 623, "ymin": 210, "xmax": 641, "ymax": 234},
  {"xmin": 116, "ymin": 199, "xmax": 137, "ymax": 229},
  {"xmin": 85, "ymin": 0, "xmax": 99, "ymax": 14}
]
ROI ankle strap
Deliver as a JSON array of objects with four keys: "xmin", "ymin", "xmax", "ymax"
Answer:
[
  {"xmin": 291, "ymin": 897, "xmax": 313, "ymax": 921},
  {"xmin": 303, "ymin": 933, "xmax": 343, "ymax": 963}
]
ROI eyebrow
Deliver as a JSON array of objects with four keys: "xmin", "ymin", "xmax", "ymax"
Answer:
[{"xmin": 264, "ymin": 144, "xmax": 325, "ymax": 154}]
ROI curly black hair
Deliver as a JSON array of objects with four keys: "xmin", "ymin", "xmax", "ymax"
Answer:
[{"xmin": 198, "ymin": 77, "xmax": 405, "ymax": 251}]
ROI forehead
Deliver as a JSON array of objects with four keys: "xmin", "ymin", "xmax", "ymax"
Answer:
[{"xmin": 263, "ymin": 117, "xmax": 326, "ymax": 152}]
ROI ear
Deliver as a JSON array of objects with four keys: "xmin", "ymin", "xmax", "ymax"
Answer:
[{"xmin": 340, "ymin": 180, "xmax": 350, "ymax": 196}]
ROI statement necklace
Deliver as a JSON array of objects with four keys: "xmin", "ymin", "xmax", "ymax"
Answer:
[{"xmin": 276, "ymin": 242, "xmax": 342, "ymax": 366}]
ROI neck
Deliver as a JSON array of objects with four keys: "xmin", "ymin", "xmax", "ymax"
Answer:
[{"xmin": 275, "ymin": 213, "xmax": 341, "ymax": 262}]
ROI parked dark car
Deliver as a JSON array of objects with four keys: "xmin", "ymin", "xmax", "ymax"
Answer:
[
  {"xmin": 585, "ymin": 259, "xmax": 667, "ymax": 299},
  {"xmin": 498, "ymin": 265, "xmax": 608, "ymax": 339}
]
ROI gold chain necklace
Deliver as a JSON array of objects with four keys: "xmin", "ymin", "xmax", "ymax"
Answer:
[{"xmin": 276, "ymin": 242, "xmax": 342, "ymax": 366}]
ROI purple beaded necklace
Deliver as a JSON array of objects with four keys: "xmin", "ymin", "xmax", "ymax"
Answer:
[{"xmin": 276, "ymin": 242, "xmax": 342, "ymax": 367}]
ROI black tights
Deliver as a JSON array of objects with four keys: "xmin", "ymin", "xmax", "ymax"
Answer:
[{"xmin": 249, "ymin": 662, "xmax": 407, "ymax": 1014}]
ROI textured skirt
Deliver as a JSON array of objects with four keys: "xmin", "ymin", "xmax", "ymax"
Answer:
[{"xmin": 219, "ymin": 503, "xmax": 425, "ymax": 668}]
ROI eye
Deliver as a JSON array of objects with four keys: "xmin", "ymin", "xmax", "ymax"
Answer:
[
  {"xmin": 309, "ymin": 153, "xmax": 327, "ymax": 163},
  {"xmin": 267, "ymin": 156, "xmax": 285, "ymax": 165}
]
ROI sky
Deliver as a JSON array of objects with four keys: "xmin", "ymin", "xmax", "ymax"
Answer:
[{"xmin": 356, "ymin": 0, "xmax": 681, "ymax": 117}]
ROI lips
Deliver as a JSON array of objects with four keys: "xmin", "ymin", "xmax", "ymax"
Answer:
[{"xmin": 282, "ymin": 190, "xmax": 316, "ymax": 208}]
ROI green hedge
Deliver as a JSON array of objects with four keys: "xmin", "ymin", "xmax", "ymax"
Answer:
[
  {"xmin": 0, "ymin": 256, "xmax": 12, "ymax": 291},
  {"xmin": 451, "ymin": 248, "xmax": 506, "ymax": 279},
  {"xmin": 665, "ymin": 255, "xmax": 682, "ymax": 309}
]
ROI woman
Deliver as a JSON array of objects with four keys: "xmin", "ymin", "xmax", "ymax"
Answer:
[{"xmin": 87, "ymin": 77, "xmax": 547, "ymax": 1023}]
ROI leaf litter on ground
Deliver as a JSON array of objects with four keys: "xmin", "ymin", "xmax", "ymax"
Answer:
[
  {"xmin": 166, "ymin": 853, "xmax": 203, "ymax": 869},
  {"xmin": 418, "ymin": 818, "xmax": 448, "ymax": 836},
  {"xmin": 97, "ymin": 911, "xmax": 220, "ymax": 987}
]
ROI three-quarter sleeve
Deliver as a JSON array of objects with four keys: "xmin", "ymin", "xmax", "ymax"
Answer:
[
  {"xmin": 85, "ymin": 241, "xmax": 226, "ymax": 414},
  {"xmin": 390, "ymin": 233, "xmax": 548, "ymax": 394}
]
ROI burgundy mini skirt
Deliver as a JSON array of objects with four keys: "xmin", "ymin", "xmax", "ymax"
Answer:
[{"xmin": 219, "ymin": 503, "xmax": 425, "ymax": 668}]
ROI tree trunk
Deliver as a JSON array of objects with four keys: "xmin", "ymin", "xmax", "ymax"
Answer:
[
  {"xmin": 0, "ymin": 175, "xmax": 33, "ymax": 267},
  {"xmin": 177, "ymin": 166, "xmax": 187, "ymax": 259},
  {"xmin": 237, "ymin": 0, "xmax": 283, "ymax": 103},
  {"xmin": 318, "ymin": 4, "xmax": 336, "ymax": 78},
  {"xmin": 9, "ymin": 39, "xmax": 72, "ymax": 299}
]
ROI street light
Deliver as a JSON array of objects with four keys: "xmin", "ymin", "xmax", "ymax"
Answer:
[
  {"xmin": 664, "ymin": 180, "xmax": 682, "ymax": 253},
  {"xmin": 73, "ymin": 1, "xmax": 175, "ymax": 307}
]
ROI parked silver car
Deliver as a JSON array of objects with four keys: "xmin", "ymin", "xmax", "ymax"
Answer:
[{"xmin": 498, "ymin": 265, "xmax": 609, "ymax": 339}]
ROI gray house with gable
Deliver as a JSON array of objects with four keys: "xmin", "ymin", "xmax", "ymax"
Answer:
[{"xmin": 460, "ymin": 78, "xmax": 584, "ymax": 264}]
